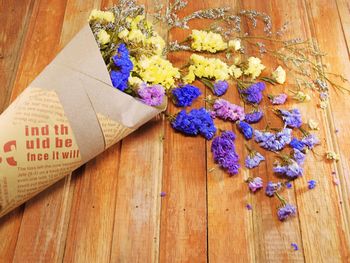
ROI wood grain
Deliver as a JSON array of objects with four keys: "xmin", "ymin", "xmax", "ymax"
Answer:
[{"xmin": 0, "ymin": 0, "xmax": 350, "ymax": 262}]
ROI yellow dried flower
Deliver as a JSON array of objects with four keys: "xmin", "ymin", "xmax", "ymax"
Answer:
[
  {"xmin": 127, "ymin": 29, "xmax": 146, "ymax": 43},
  {"xmin": 228, "ymin": 39, "xmax": 241, "ymax": 51},
  {"xmin": 308, "ymin": 119, "xmax": 319, "ymax": 130},
  {"xmin": 89, "ymin": 9, "xmax": 115, "ymax": 23},
  {"xmin": 146, "ymin": 33, "xmax": 166, "ymax": 55},
  {"xmin": 136, "ymin": 55, "xmax": 180, "ymax": 89},
  {"xmin": 130, "ymin": 15, "xmax": 145, "ymax": 30},
  {"xmin": 190, "ymin": 30, "xmax": 228, "ymax": 53},
  {"xmin": 97, "ymin": 30, "xmax": 110, "ymax": 45},
  {"xmin": 244, "ymin": 57, "xmax": 265, "ymax": 79},
  {"xmin": 229, "ymin": 64, "xmax": 243, "ymax": 79},
  {"xmin": 183, "ymin": 66, "xmax": 196, "ymax": 84},
  {"xmin": 118, "ymin": 29, "xmax": 129, "ymax": 39},
  {"xmin": 320, "ymin": 100, "xmax": 329, "ymax": 109},
  {"xmin": 128, "ymin": 76, "xmax": 143, "ymax": 87},
  {"xmin": 326, "ymin": 151, "xmax": 340, "ymax": 161},
  {"xmin": 294, "ymin": 91, "xmax": 311, "ymax": 102},
  {"xmin": 271, "ymin": 65, "xmax": 286, "ymax": 84},
  {"xmin": 189, "ymin": 54, "xmax": 230, "ymax": 80}
]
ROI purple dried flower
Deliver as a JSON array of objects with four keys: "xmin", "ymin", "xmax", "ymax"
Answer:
[
  {"xmin": 277, "ymin": 203, "xmax": 297, "ymax": 221},
  {"xmin": 293, "ymin": 149, "xmax": 306, "ymax": 165},
  {"xmin": 301, "ymin": 134, "xmax": 319, "ymax": 149},
  {"xmin": 308, "ymin": 180, "xmax": 316, "ymax": 189},
  {"xmin": 246, "ymin": 204, "xmax": 253, "ymax": 210},
  {"xmin": 211, "ymin": 99, "xmax": 245, "ymax": 122},
  {"xmin": 245, "ymin": 151, "xmax": 265, "ymax": 169},
  {"xmin": 274, "ymin": 160, "xmax": 303, "ymax": 179},
  {"xmin": 248, "ymin": 177, "xmax": 263, "ymax": 192},
  {"xmin": 160, "ymin": 192, "xmax": 166, "ymax": 197},
  {"xmin": 291, "ymin": 243, "xmax": 299, "ymax": 251},
  {"xmin": 254, "ymin": 128, "xmax": 292, "ymax": 151},
  {"xmin": 138, "ymin": 83, "xmax": 165, "ymax": 106},
  {"xmin": 265, "ymin": 181, "xmax": 282, "ymax": 197},
  {"xmin": 245, "ymin": 110, "xmax": 263, "ymax": 124},
  {"xmin": 213, "ymin": 80, "xmax": 229, "ymax": 96},
  {"xmin": 285, "ymin": 182, "xmax": 292, "ymax": 189},
  {"xmin": 279, "ymin": 109, "xmax": 302, "ymax": 128},
  {"xmin": 239, "ymin": 82, "xmax": 265, "ymax": 104},
  {"xmin": 237, "ymin": 121, "xmax": 253, "ymax": 140},
  {"xmin": 269, "ymin": 93, "xmax": 288, "ymax": 105},
  {"xmin": 211, "ymin": 131, "xmax": 240, "ymax": 175}
]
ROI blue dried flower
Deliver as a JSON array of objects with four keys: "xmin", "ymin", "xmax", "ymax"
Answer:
[
  {"xmin": 245, "ymin": 151, "xmax": 265, "ymax": 169},
  {"xmin": 110, "ymin": 44, "xmax": 133, "ymax": 91},
  {"xmin": 245, "ymin": 110, "xmax": 263, "ymax": 124},
  {"xmin": 308, "ymin": 179, "xmax": 316, "ymax": 189},
  {"xmin": 237, "ymin": 121, "xmax": 253, "ymax": 140},
  {"xmin": 291, "ymin": 243, "xmax": 299, "ymax": 251},
  {"xmin": 171, "ymin": 108, "xmax": 217, "ymax": 140},
  {"xmin": 279, "ymin": 109, "xmax": 302, "ymax": 128},
  {"xmin": 239, "ymin": 82, "xmax": 265, "ymax": 104},
  {"xmin": 172, "ymin": 84, "xmax": 201, "ymax": 107},
  {"xmin": 248, "ymin": 177, "xmax": 263, "ymax": 192},
  {"xmin": 277, "ymin": 204, "xmax": 297, "ymax": 221},
  {"xmin": 211, "ymin": 131, "xmax": 240, "ymax": 175},
  {"xmin": 285, "ymin": 182, "xmax": 292, "ymax": 189},
  {"xmin": 289, "ymin": 138, "xmax": 305, "ymax": 151},
  {"xmin": 213, "ymin": 80, "xmax": 229, "ymax": 96}
]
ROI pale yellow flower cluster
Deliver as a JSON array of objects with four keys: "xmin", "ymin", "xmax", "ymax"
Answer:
[
  {"xmin": 271, "ymin": 66, "xmax": 286, "ymax": 84},
  {"xmin": 118, "ymin": 15, "xmax": 165, "ymax": 55},
  {"xmin": 228, "ymin": 39, "xmax": 241, "ymax": 51},
  {"xmin": 97, "ymin": 30, "xmax": 110, "ymax": 45},
  {"xmin": 244, "ymin": 57, "xmax": 266, "ymax": 79},
  {"xmin": 326, "ymin": 151, "xmax": 340, "ymax": 161},
  {"xmin": 294, "ymin": 91, "xmax": 311, "ymax": 102},
  {"xmin": 136, "ymin": 55, "xmax": 180, "ymax": 89},
  {"xmin": 89, "ymin": 9, "xmax": 115, "ymax": 23},
  {"xmin": 184, "ymin": 54, "xmax": 230, "ymax": 83},
  {"xmin": 190, "ymin": 30, "xmax": 228, "ymax": 53}
]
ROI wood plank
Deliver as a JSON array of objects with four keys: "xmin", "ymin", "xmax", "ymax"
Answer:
[
  {"xmin": 106, "ymin": 0, "xmax": 167, "ymax": 262},
  {"xmin": 300, "ymin": 0, "xmax": 350, "ymax": 260},
  {"xmin": 335, "ymin": 0, "xmax": 350, "ymax": 53},
  {"xmin": 234, "ymin": 1, "xmax": 306, "ymax": 262},
  {"xmin": 205, "ymin": 1, "xmax": 253, "ymax": 262},
  {"xmin": 159, "ymin": 1, "xmax": 209, "ymax": 262},
  {"xmin": 0, "ymin": 0, "xmax": 34, "ymax": 112}
]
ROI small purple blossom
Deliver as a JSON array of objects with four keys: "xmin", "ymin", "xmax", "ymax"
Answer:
[
  {"xmin": 308, "ymin": 180, "xmax": 316, "ymax": 189},
  {"xmin": 239, "ymin": 82, "xmax": 265, "ymax": 104},
  {"xmin": 248, "ymin": 177, "xmax": 263, "ymax": 192},
  {"xmin": 293, "ymin": 149, "xmax": 306, "ymax": 165},
  {"xmin": 245, "ymin": 110, "xmax": 263, "ymax": 124},
  {"xmin": 246, "ymin": 204, "xmax": 253, "ymax": 210},
  {"xmin": 269, "ymin": 93, "xmax": 288, "ymax": 105},
  {"xmin": 254, "ymin": 128, "xmax": 292, "ymax": 151},
  {"xmin": 301, "ymin": 134, "xmax": 319, "ymax": 149},
  {"xmin": 265, "ymin": 181, "xmax": 282, "ymax": 197},
  {"xmin": 274, "ymin": 160, "xmax": 303, "ymax": 179},
  {"xmin": 211, "ymin": 131, "xmax": 240, "ymax": 175},
  {"xmin": 291, "ymin": 243, "xmax": 299, "ymax": 251},
  {"xmin": 285, "ymin": 182, "xmax": 292, "ymax": 189},
  {"xmin": 237, "ymin": 121, "xmax": 253, "ymax": 140},
  {"xmin": 172, "ymin": 84, "xmax": 201, "ymax": 107},
  {"xmin": 213, "ymin": 81, "xmax": 228, "ymax": 96},
  {"xmin": 277, "ymin": 204, "xmax": 297, "ymax": 221},
  {"xmin": 211, "ymin": 99, "xmax": 245, "ymax": 122},
  {"xmin": 245, "ymin": 151, "xmax": 265, "ymax": 169},
  {"xmin": 279, "ymin": 109, "xmax": 303, "ymax": 128},
  {"xmin": 138, "ymin": 83, "xmax": 165, "ymax": 106},
  {"xmin": 160, "ymin": 192, "xmax": 166, "ymax": 197}
]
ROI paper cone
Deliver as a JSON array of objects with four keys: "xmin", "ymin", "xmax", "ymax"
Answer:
[{"xmin": 0, "ymin": 25, "xmax": 166, "ymax": 217}]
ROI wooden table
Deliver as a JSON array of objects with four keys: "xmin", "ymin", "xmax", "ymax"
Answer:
[{"xmin": 1, "ymin": 0, "xmax": 350, "ymax": 262}]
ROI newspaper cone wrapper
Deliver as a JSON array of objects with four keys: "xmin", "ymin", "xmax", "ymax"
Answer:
[{"xmin": 0, "ymin": 25, "xmax": 166, "ymax": 217}]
